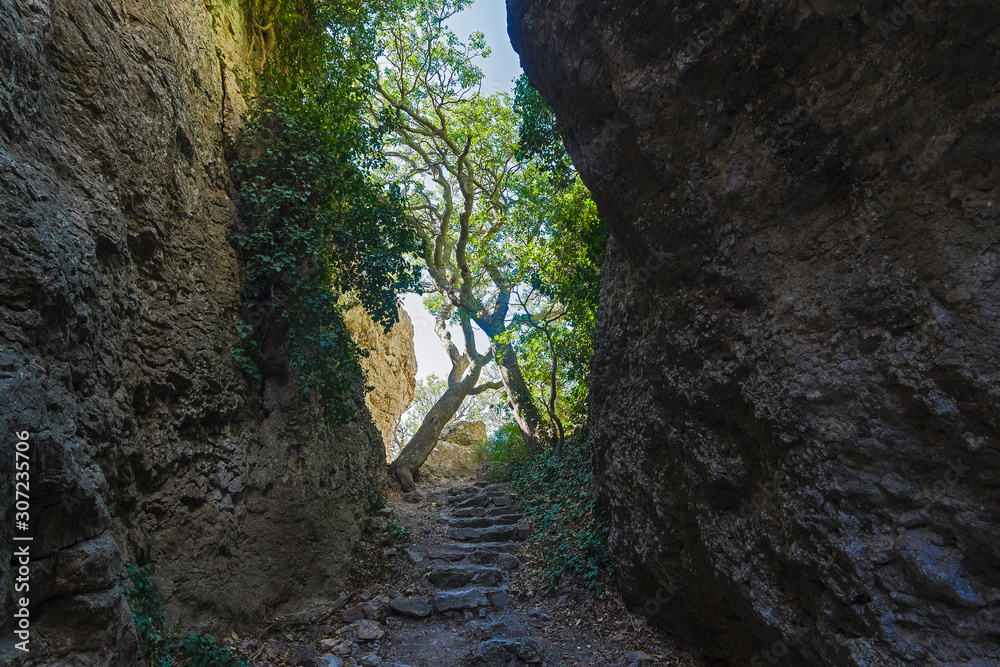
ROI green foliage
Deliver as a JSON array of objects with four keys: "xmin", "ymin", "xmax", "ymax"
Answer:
[
  {"xmin": 123, "ymin": 564, "xmax": 246, "ymax": 667},
  {"xmin": 503, "ymin": 77, "xmax": 608, "ymax": 434},
  {"xmin": 385, "ymin": 518, "xmax": 411, "ymax": 541},
  {"xmin": 487, "ymin": 422, "xmax": 532, "ymax": 468},
  {"xmin": 507, "ymin": 435, "xmax": 610, "ymax": 591},
  {"xmin": 513, "ymin": 73, "xmax": 574, "ymax": 186},
  {"xmin": 231, "ymin": 0, "xmax": 421, "ymax": 425},
  {"xmin": 123, "ymin": 564, "xmax": 168, "ymax": 663},
  {"xmin": 507, "ymin": 173, "xmax": 605, "ymax": 431},
  {"xmin": 176, "ymin": 634, "xmax": 244, "ymax": 667},
  {"xmin": 366, "ymin": 478, "xmax": 388, "ymax": 513},
  {"xmin": 470, "ymin": 438, "xmax": 491, "ymax": 466}
]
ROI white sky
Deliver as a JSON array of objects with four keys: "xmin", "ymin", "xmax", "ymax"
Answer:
[
  {"xmin": 446, "ymin": 0, "xmax": 523, "ymax": 94},
  {"xmin": 401, "ymin": 0, "xmax": 522, "ymax": 379}
]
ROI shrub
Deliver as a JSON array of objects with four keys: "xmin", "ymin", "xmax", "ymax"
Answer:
[
  {"xmin": 385, "ymin": 518, "xmax": 411, "ymax": 541},
  {"xmin": 488, "ymin": 422, "xmax": 532, "ymax": 468},
  {"xmin": 177, "ymin": 634, "xmax": 244, "ymax": 667},
  {"xmin": 470, "ymin": 438, "xmax": 492, "ymax": 467},
  {"xmin": 122, "ymin": 564, "xmax": 168, "ymax": 664}
]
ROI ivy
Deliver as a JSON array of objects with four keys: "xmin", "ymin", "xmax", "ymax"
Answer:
[
  {"xmin": 122, "ymin": 564, "xmax": 246, "ymax": 667},
  {"xmin": 506, "ymin": 434, "xmax": 611, "ymax": 591},
  {"xmin": 230, "ymin": 0, "xmax": 421, "ymax": 425}
]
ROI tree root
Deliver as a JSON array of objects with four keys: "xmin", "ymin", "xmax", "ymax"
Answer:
[{"xmin": 392, "ymin": 464, "xmax": 416, "ymax": 493}]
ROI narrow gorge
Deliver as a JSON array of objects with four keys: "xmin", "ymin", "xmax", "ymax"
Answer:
[{"xmin": 1, "ymin": 0, "xmax": 998, "ymax": 666}]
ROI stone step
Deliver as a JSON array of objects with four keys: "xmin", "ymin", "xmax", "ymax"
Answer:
[
  {"xmin": 448, "ymin": 524, "xmax": 515, "ymax": 542},
  {"xmin": 426, "ymin": 542, "xmax": 522, "ymax": 562},
  {"xmin": 448, "ymin": 520, "xmax": 529, "ymax": 542},
  {"xmin": 471, "ymin": 542, "xmax": 523, "ymax": 554},
  {"xmin": 453, "ymin": 494, "xmax": 490, "ymax": 508},
  {"xmin": 425, "ymin": 547, "xmax": 471, "ymax": 561},
  {"xmin": 468, "ymin": 550, "xmax": 521, "ymax": 570},
  {"xmin": 427, "ymin": 564, "xmax": 503, "ymax": 589},
  {"xmin": 433, "ymin": 586, "xmax": 507, "ymax": 612},
  {"xmin": 485, "ymin": 506, "xmax": 521, "ymax": 518},
  {"xmin": 448, "ymin": 484, "xmax": 480, "ymax": 497},
  {"xmin": 448, "ymin": 515, "xmax": 521, "ymax": 530},
  {"xmin": 452, "ymin": 506, "xmax": 487, "ymax": 518}
]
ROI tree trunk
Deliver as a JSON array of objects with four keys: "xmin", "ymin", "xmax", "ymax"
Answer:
[
  {"xmin": 388, "ymin": 365, "xmax": 484, "ymax": 492},
  {"xmin": 493, "ymin": 339, "xmax": 544, "ymax": 452}
]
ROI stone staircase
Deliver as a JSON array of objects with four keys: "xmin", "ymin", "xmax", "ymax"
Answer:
[
  {"xmin": 390, "ymin": 482, "xmax": 529, "ymax": 619},
  {"xmin": 383, "ymin": 481, "xmax": 544, "ymax": 666}
]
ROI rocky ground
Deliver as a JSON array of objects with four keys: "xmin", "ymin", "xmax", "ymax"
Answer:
[{"xmin": 231, "ymin": 480, "xmax": 709, "ymax": 667}]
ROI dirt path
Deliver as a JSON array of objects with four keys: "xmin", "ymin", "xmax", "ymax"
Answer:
[{"xmin": 235, "ymin": 480, "xmax": 707, "ymax": 667}]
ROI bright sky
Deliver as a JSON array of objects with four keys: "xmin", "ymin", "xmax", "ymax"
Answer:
[
  {"xmin": 446, "ymin": 0, "xmax": 523, "ymax": 94},
  {"xmin": 402, "ymin": 0, "xmax": 522, "ymax": 379}
]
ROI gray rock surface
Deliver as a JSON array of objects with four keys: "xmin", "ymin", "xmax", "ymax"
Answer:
[
  {"xmin": 290, "ymin": 646, "xmax": 318, "ymax": 667},
  {"xmin": 401, "ymin": 490, "xmax": 426, "ymax": 504},
  {"xmin": 343, "ymin": 301, "xmax": 417, "ymax": 453},
  {"xmin": 0, "ymin": 0, "xmax": 394, "ymax": 663},
  {"xmin": 388, "ymin": 597, "xmax": 432, "ymax": 618},
  {"xmin": 447, "ymin": 525, "xmax": 519, "ymax": 543},
  {"xmin": 510, "ymin": 0, "xmax": 1000, "ymax": 664},
  {"xmin": 474, "ymin": 638, "xmax": 543, "ymax": 666},
  {"xmin": 433, "ymin": 587, "xmax": 490, "ymax": 612},
  {"xmin": 427, "ymin": 564, "xmax": 504, "ymax": 589}
]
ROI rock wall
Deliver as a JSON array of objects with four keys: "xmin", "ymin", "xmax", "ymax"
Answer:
[
  {"xmin": 0, "ymin": 0, "xmax": 386, "ymax": 664},
  {"xmin": 509, "ymin": 1, "xmax": 1000, "ymax": 665},
  {"xmin": 344, "ymin": 301, "xmax": 417, "ymax": 456}
]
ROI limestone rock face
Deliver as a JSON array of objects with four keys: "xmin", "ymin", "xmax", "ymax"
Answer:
[
  {"xmin": 0, "ymin": 1, "xmax": 385, "ymax": 664},
  {"xmin": 344, "ymin": 301, "xmax": 418, "ymax": 456},
  {"xmin": 510, "ymin": 1, "xmax": 1000, "ymax": 664},
  {"xmin": 420, "ymin": 441, "xmax": 479, "ymax": 482},
  {"xmin": 440, "ymin": 420, "xmax": 488, "ymax": 448}
]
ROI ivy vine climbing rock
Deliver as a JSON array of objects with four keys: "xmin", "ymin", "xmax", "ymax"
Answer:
[{"xmin": 231, "ymin": 77, "xmax": 420, "ymax": 425}]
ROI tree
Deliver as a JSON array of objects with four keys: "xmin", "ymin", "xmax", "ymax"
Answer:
[
  {"xmin": 498, "ymin": 79, "xmax": 606, "ymax": 444},
  {"xmin": 387, "ymin": 298, "xmax": 502, "ymax": 490},
  {"xmin": 512, "ymin": 74, "xmax": 575, "ymax": 186},
  {"xmin": 371, "ymin": 0, "xmax": 547, "ymax": 488},
  {"xmin": 390, "ymin": 370, "xmax": 505, "ymax": 458}
]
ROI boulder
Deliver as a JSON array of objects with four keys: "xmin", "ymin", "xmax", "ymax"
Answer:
[
  {"xmin": 388, "ymin": 597, "xmax": 433, "ymax": 618},
  {"xmin": 419, "ymin": 440, "xmax": 478, "ymax": 481},
  {"xmin": 441, "ymin": 420, "xmax": 488, "ymax": 447},
  {"xmin": 343, "ymin": 300, "xmax": 418, "ymax": 456}
]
